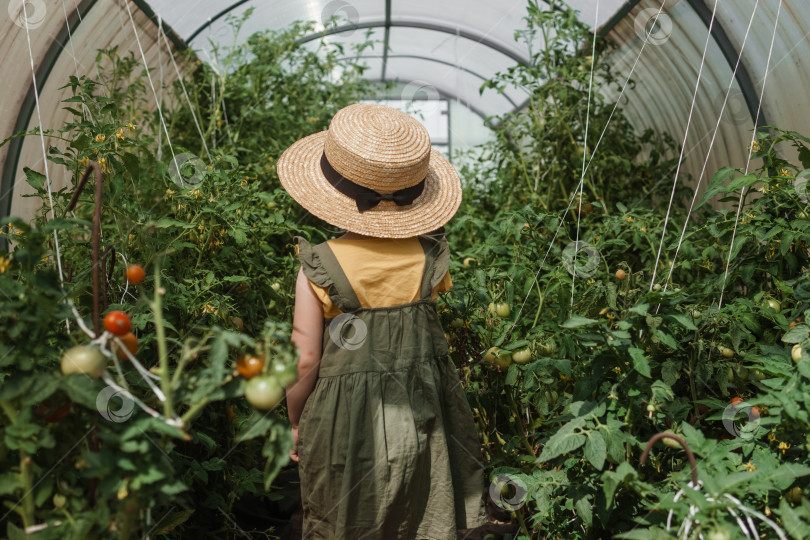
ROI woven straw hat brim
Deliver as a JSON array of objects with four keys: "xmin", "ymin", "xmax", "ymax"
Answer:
[{"xmin": 277, "ymin": 131, "xmax": 462, "ymax": 239}]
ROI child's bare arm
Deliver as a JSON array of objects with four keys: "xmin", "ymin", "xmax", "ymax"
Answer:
[{"xmin": 287, "ymin": 266, "xmax": 324, "ymax": 429}]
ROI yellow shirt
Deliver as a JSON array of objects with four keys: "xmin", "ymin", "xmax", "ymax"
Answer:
[{"xmin": 297, "ymin": 237, "xmax": 452, "ymax": 318}]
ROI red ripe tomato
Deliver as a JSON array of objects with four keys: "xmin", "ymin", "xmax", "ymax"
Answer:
[
  {"xmin": 104, "ymin": 311, "xmax": 132, "ymax": 336},
  {"xmin": 731, "ymin": 396, "xmax": 743, "ymax": 406},
  {"xmin": 112, "ymin": 332, "xmax": 138, "ymax": 361},
  {"xmin": 126, "ymin": 264, "xmax": 146, "ymax": 285}
]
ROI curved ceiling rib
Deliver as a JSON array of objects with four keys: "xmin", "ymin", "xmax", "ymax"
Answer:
[
  {"xmin": 364, "ymin": 78, "xmax": 491, "ymax": 122},
  {"xmin": 349, "ymin": 54, "xmax": 521, "ymax": 109}
]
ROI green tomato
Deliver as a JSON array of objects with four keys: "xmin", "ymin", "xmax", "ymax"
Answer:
[
  {"xmin": 788, "ymin": 486, "xmax": 803, "ymax": 504},
  {"xmin": 751, "ymin": 369, "xmax": 767, "ymax": 381},
  {"xmin": 495, "ymin": 303, "xmax": 511, "ymax": 318},
  {"xmin": 61, "ymin": 346, "xmax": 106, "ymax": 378},
  {"xmin": 272, "ymin": 362, "xmax": 297, "ymax": 388},
  {"xmin": 765, "ymin": 298, "xmax": 781, "ymax": 312},
  {"xmin": 719, "ymin": 346, "xmax": 734, "ymax": 359},
  {"xmin": 538, "ymin": 340, "xmax": 556, "ymax": 357},
  {"xmin": 692, "ymin": 309, "xmax": 702, "ymax": 319},
  {"xmin": 793, "ymin": 344, "xmax": 804, "ymax": 363},
  {"xmin": 484, "ymin": 347, "xmax": 511, "ymax": 370},
  {"xmin": 512, "ymin": 348, "xmax": 532, "ymax": 365},
  {"xmin": 707, "ymin": 528, "xmax": 731, "ymax": 540},
  {"xmin": 661, "ymin": 431, "xmax": 682, "ymax": 450},
  {"xmin": 245, "ymin": 375, "xmax": 284, "ymax": 410},
  {"xmin": 652, "ymin": 283, "xmax": 662, "ymax": 292},
  {"xmin": 735, "ymin": 366, "xmax": 749, "ymax": 382}
]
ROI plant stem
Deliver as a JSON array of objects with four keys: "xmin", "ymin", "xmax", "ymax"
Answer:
[{"xmin": 151, "ymin": 257, "xmax": 173, "ymax": 419}]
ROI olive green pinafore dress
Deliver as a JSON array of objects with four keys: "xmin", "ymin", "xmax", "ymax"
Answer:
[{"xmin": 294, "ymin": 234, "xmax": 487, "ymax": 540}]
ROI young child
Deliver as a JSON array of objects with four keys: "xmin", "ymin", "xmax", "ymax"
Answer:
[{"xmin": 277, "ymin": 103, "xmax": 486, "ymax": 539}]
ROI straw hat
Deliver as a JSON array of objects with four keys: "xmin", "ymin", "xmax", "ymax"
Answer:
[{"xmin": 277, "ymin": 102, "xmax": 462, "ymax": 238}]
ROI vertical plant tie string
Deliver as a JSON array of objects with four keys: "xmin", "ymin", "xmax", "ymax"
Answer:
[
  {"xmin": 648, "ymin": 0, "xmax": 720, "ymax": 295},
  {"xmin": 160, "ymin": 27, "xmax": 212, "ymax": 162},
  {"xmin": 21, "ymin": 1, "xmax": 68, "ymax": 329},
  {"xmin": 121, "ymin": 0, "xmax": 180, "ymax": 182},
  {"xmin": 504, "ymin": 0, "xmax": 667, "ymax": 340},
  {"xmin": 718, "ymin": 0, "xmax": 783, "ymax": 309},
  {"xmin": 659, "ymin": 0, "xmax": 761, "ymax": 307},
  {"xmin": 570, "ymin": 0, "xmax": 600, "ymax": 311},
  {"xmin": 582, "ymin": 0, "xmax": 668, "ymax": 179}
]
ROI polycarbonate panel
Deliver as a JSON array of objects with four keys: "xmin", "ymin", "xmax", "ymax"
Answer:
[
  {"xmin": 383, "ymin": 56, "xmax": 515, "ymax": 118},
  {"xmin": 567, "ymin": 0, "xmax": 627, "ymax": 29},
  {"xmin": 180, "ymin": 0, "xmax": 386, "ymax": 50},
  {"xmin": 385, "ymin": 27, "xmax": 524, "ymax": 106},
  {"xmin": 390, "ymin": 0, "xmax": 530, "ymax": 62},
  {"xmin": 600, "ymin": 0, "xmax": 759, "ymax": 208},
  {"xmin": 714, "ymin": 0, "xmax": 810, "ymax": 168}
]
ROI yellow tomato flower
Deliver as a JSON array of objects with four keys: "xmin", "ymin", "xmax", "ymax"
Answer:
[
  {"xmin": 165, "ymin": 189, "xmax": 174, "ymax": 199},
  {"xmin": 78, "ymin": 156, "xmax": 89, "ymax": 167},
  {"xmin": 778, "ymin": 441, "xmax": 791, "ymax": 454},
  {"xmin": 744, "ymin": 461, "xmax": 756, "ymax": 472},
  {"xmin": 115, "ymin": 128, "xmax": 125, "ymax": 140},
  {"xmin": 750, "ymin": 140, "xmax": 760, "ymax": 152},
  {"xmin": 126, "ymin": 122, "xmax": 136, "ymax": 132},
  {"xmin": 98, "ymin": 157, "xmax": 109, "ymax": 172},
  {"xmin": 781, "ymin": 169, "xmax": 790, "ymax": 176},
  {"xmin": 94, "ymin": 134, "xmax": 106, "ymax": 143},
  {"xmin": 0, "ymin": 256, "xmax": 10, "ymax": 274}
]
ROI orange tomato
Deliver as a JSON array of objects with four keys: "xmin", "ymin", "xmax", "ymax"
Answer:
[
  {"xmin": 126, "ymin": 264, "xmax": 146, "ymax": 285},
  {"xmin": 112, "ymin": 332, "xmax": 138, "ymax": 361},
  {"xmin": 236, "ymin": 355, "xmax": 266, "ymax": 379}
]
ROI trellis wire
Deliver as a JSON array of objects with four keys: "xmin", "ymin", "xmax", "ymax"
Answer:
[{"xmin": 718, "ymin": 0, "xmax": 784, "ymax": 309}]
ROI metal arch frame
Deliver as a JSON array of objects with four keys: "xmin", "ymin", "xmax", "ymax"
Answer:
[
  {"xmin": 365, "ymin": 78, "xmax": 493, "ymax": 124},
  {"xmin": 342, "ymin": 54, "xmax": 521, "ymax": 109}
]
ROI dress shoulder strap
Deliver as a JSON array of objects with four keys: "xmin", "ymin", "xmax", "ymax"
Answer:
[
  {"xmin": 294, "ymin": 236, "xmax": 362, "ymax": 314},
  {"xmin": 417, "ymin": 232, "xmax": 450, "ymax": 301}
]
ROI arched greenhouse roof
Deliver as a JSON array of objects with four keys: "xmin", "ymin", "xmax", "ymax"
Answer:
[{"xmin": 2, "ymin": 0, "xmax": 809, "ymax": 222}]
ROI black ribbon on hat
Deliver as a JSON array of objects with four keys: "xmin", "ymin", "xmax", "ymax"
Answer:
[{"xmin": 320, "ymin": 152, "xmax": 425, "ymax": 213}]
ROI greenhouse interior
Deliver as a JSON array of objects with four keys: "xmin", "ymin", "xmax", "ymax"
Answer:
[{"xmin": 2, "ymin": 0, "xmax": 810, "ymax": 538}]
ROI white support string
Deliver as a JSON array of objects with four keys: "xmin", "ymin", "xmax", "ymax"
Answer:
[
  {"xmin": 718, "ymin": 0, "xmax": 783, "ymax": 309},
  {"xmin": 504, "ymin": 0, "xmax": 667, "ymax": 337},
  {"xmin": 159, "ymin": 26, "xmax": 212, "ymax": 162},
  {"xmin": 569, "ymin": 0, "xmax": 599, "ymax": 310},
  {"xmin": 120, "ymin": 0, "xmax": 180, "ymax": 180},
  {"xmin": 648, "ymin": 0, "xmax": 720, "ymax": 293},
  {"xmin": 658, "ymin": 1, "xmax": 761, "ymax": 304},
  {"xmin": 21, "ymin": 2, "xmax": 68, "ymax": 331}
]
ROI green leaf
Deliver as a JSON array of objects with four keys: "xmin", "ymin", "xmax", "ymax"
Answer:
[
  {"xmin": 23, "ymin": 167, "xmax": 45, "ymax": 192},
  {"xmin": 584, "ymin": 431, "xmax": 606, "ymax": 470},
  {"xmin": 537, "ymin": 418, "xmax": 586, "ymax": 462},
  {"xmin": 60, "ymin": 374, "xmax": 101, "ymax": 409},
  {"xmin": 782, "ymin": 324, "xmax": 810, "ymax": 343},
  {"xmin": 574, "ymin": 495, "xmax": 593, "ymax": 526},
  {"xmin": 561, "ymin": 315, "xmax": 597, "ymax": 328},
  {"xmin": 601, "ymin": 462, "xmax": 637, "ymax": 502},
  {"xmin": 696, "ymin": 167, "xmax": 734, "ymax": 209},
  {"xmin": 724, "ymin": 173, "xmax": 760, "ymax": 193},
  {"xmin": 628, "ymin": 347, "xmax": 651, "ymax": 378},
  {"xmin": 154, "ymin": 217, "xmax": 195, "ymax": 229},
  {"xmin": 668, "ymin": 312, "xmax": 697, "ymax": 331}
]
